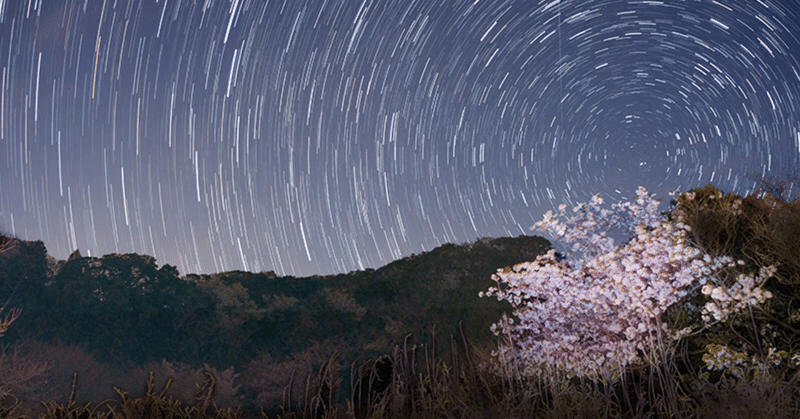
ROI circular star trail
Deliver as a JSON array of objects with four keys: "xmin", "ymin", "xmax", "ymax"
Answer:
[{"xmin": 1, "ymin": 0, "xmax": 799, "ymax": 276}]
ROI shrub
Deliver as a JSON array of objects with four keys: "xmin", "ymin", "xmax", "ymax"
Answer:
[{"xmin": 670, "ymin": 183, "xmax": 800, "ymax": 379}]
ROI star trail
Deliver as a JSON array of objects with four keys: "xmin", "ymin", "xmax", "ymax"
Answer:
[{"xmin": 1, "ymin": 0, "xmax": 799, "ymax": 277}]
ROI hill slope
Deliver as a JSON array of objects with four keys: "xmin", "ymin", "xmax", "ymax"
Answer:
[{"xmin": 0, "ymin": 233, "xmax": 550, "ymax": 409}]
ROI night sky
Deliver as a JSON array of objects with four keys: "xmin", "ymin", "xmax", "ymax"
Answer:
[{"xmin": 1, "ymin": 0, "xmax": 798, "ymax": 277}]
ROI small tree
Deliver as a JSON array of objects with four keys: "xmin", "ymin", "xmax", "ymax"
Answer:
[{"xmin": 481, "ymin": 187, "xmax": 775, "ymax": 379}]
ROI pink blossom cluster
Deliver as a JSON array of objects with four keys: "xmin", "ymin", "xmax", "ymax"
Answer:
[
  {"xmin": 701, "ymin": 264, "xmax": 776, "ymax": 322},
  {"xmin": 480, "ymin": 187, "xmax": 774, "ymax": 379}
]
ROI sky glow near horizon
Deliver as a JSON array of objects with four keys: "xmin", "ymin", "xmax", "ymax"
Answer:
[{"xmin": 0, "ymin": 0, "xmax": 799, "ymax": 277}]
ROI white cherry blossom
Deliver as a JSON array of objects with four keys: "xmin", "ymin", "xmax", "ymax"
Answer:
[{"xmin": 482, "ymin": 187, "xmax": 776, "ymax": 379}]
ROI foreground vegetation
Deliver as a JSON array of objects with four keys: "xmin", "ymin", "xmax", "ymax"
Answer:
[
  {"xmin": 0, "ymin": 180, "xmax": 798, "ymax": 417},
  {"xmin": 0, "ymin": 328, "xmax": 799, "ymax": 418}
]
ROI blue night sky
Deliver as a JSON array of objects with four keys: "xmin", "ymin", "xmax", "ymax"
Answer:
[{"xmin": 1, "ymin": 0, "xmax": 798, "ymax": 277}]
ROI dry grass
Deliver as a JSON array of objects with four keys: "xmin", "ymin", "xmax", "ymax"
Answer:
[
  {"xmin": 267, "ymin": 326, "xmax": 800, "ymax": 419},
  {"xmin": 0, "ymin": 318, "xmax": 797, "ymax": 418}
]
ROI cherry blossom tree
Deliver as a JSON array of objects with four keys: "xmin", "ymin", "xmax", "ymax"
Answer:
[{"xmin": 481, "ymin": 187, "xmax": 775, "ymax": 379}]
